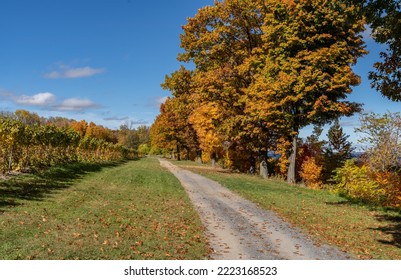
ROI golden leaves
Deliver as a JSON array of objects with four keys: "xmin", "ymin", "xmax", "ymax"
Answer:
[{"xmin": 155, "ymin": 0, "xmax": 366, "ymax": 172}]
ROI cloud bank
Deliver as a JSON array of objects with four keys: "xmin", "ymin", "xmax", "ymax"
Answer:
[{"xmin": 2, "ymin": 90, "xmax": 100, "ymax": 113}]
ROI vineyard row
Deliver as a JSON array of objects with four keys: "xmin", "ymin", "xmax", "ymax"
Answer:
[{"xmin": 0, "ymin": 117, "xmax": 136, "ymax": 174}]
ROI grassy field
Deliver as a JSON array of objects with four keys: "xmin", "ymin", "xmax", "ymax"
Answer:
[
  {"xmin": 0, "ymin": 158, "xmax": 209, "ymax": 260},
  {"xmin": 172, "ymin": 160, "xmax": 401, "ymax": 260}
]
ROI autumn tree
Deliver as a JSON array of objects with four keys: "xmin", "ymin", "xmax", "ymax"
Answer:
[
  {"xmin": 356, "ymin": 112, "xmax": 401, "ymax": 172},
  {"xmin": 14, "ymin": 110, "xmax": 43, "ymax": 126},
  {"xmin": 86, "ymin": 122, "xmax": 117, "ymax": 143},
  {"xmin": 135, "ymin": 125, "xmax": 151, "ymax": 147},
  {"xmin": 157, "ymin": 0, "xmax": 369, "ymax": 177},
  {"xmin": 70, "ymin": 120, "xmax": 88, "ymax": 138},
  {"xmin": 119, "ymin": 122, "xmax": 139, "ymax": 149},
  {"xmin": 297, "ymin": 125, "xmax": 327, "ymax": 183},
  {"xmin": 246, "ymin": 0, "xmax": 367, "ymax": 183},
  {"xmin": 178, "ymin": 0, "xmax": 273, "ymax": 168},
  {"xmin": 150, "ymin": 98, "xmax": 182, "ymax": 158},
  {"xmin": 160, "ymin": 66, "xmax": 199, "ymax": 160},
  {"xmin": 47, "ymin": 116, "xmax": 74, "ymax": 128},
  {"xmin": 119, "ymin": 123, "xmax": 150, "ymax": 150}
]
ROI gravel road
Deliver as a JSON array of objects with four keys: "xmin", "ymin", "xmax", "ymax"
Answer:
[{"xmin": 159, "ymin": 159, "xmax": 350, "ymax": 260}]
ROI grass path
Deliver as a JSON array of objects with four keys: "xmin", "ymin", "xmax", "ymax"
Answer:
[
  {"xmin": 171, "ymin": 160, "xmax": 401, "ymax": 260},
  {"xmin": 0, "ymin": 158, "xmax": 209, "ymax": 260}
]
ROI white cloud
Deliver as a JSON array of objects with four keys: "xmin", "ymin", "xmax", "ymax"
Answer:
[
  {"xmin": 15, "ymin": 92, "xmax": 56, "ymax": 106},
  {"xmin": 54, "ymin": 98, "xmax": 100, "ymax": 111},
  {"xmin": 156, "ymin": 96, "xmax": 168, "ymax": 104},
  {"xmin": 1, "ymin": 88, "xmax": 101, "ymax": 113},
  {"xmin": 147, "ymin": 96, "xmax": 169, "ymax": 108},
  {"xmin": 44, "ymin": 66, "xmax": 105, "ymax": 79}
]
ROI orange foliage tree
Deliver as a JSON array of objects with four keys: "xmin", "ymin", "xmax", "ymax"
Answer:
[
  {"xmin": 178, "ymin": 0, "xmax": 274, "ymax": 169},
  {"xmin": 154, "ymin": 0, "xmax": 368, "ymax": 178},
  {"xmin": 245, "ymin": 0, "xmax": 366, "ymax": 183}
]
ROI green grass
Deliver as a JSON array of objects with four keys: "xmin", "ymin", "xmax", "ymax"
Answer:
[
  {"xmin": 0, "ymin": 158, "xmax": 209, "ymax": 260},
  {"xmin": 172, "ymin": 160, "xmax": 401, "ymax": 260}
]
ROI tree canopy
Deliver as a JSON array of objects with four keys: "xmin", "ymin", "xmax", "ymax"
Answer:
[
  {"xmin": 151, "ymin": 0, "xmax": 398, "ymax": 182},
  {"xmin": 352, "ymin": 0, "xmax": 401, "ymax": 101}
]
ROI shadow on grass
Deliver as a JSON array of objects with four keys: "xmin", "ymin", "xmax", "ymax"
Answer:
[
  {"xmin": 372, "ymin": 213, "xmax": 401, "ymax": 249},
  {"xmin": 325, "ymin": 200, "xmax": 364, "ymax": 207},
  {"xmin": 0, "ymin": 159, "xmax": 136, "ymax": 213},
  {"xmin": 326, "ymin": 200, "xmax": 401, "ymax": 250}
]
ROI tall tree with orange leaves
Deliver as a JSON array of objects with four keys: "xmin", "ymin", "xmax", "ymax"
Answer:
[
  {"xmin": 160, "ymin": 67, "xmax": 199, "ymax": 160},
  {"xmin": 156, "ymin": 0, "xmax": 367, "ymax": 177},
  {"xmin": 179, "ymin": 0, "xmax": 272, "ymax": 168},
  {"xmin": 70, "ymin": 120, "xmax": 88, "ymax": 138},
  {"xmin": 245, "ymin": 0, "xmax": 367, "ymax": 183}
]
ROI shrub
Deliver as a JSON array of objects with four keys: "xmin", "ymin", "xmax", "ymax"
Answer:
[
  {"xmin": 299, "ymin": 156, "xmax": 323, "ymax": 189},
  {"xmin": 332, "ymin": 159, "xmax": 386, "ymax": 204},
  {"xmin": 138, "ymin": 143, "xmax": 150, "ymax": 156},
  {"xmin": 374, "ymin": 171, "xmax": 401, "ymax": 208}
]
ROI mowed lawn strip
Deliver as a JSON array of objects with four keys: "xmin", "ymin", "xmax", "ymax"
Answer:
[
  {"xmin": 0, "ymin": 158, "xmax": 208, "ymax": 260},
  {"xmin": 171, "ymin": 160, "xmax": 401, "ymax": 260}
]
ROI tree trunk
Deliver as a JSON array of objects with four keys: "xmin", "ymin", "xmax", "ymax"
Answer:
[
  {"xmin": 287, "ymin": 134, "xmax": 298, "ymax": 184},
  {"xmin": 260, "ymin": 160, "xmax": 268, "ymax": 178},
  {"xmin": 186, "ymin": 148, "xmax": 190, "ymax": 161},
  {"xmin": 197, "ymin": 150, "xmax": 202, "ymax": 164},
  {"xmin": 211, "ymin": 152, "xmax": 216, "ymax": 168},
  {"xmin": 8, "ymin": 146, "xmax": 13, "ymax": 172},
  {"xmin": 176, "ymin": 144, "xmax": 181, "ymax": 161}
]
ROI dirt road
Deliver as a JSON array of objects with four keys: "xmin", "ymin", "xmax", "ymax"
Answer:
[{"xmin": 159, "ymin": 159, "xmax": 349, "ymax": 260}]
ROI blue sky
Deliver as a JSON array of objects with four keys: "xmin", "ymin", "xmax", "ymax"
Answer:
[
  {"xmin": 0, "ymin": 0, "xmax": 215, "ymax": 127},
  {"xmin": 0, "ymin": 0, "xmax": 399, "ymax": 147}
]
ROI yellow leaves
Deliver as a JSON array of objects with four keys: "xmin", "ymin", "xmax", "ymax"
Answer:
[
  {"xmin": 73, "ymin": 232, "xmax": 83, "ymax": 238},
  {"xmin": 71, "ymin": 120, "xmax": 88, "ymax": 138},
  {"xmin": 189, "ymin": 102, "xmax": 223, "ymax": 154},
  {"xmin": 332, "ymin": 160, "xmax": 387, "ymax": 204},
  {"xmin": 299, "ymin": 157, "xmax": 323, "ymax": 189},
  {"xmin": 157, "ymin": 0, "xmax": 367, "ymax": 172},
  {"xmin": 1, "ymin": 112, "xmax": 133, "ymax": 174},
  {"xmin": 275, "ymin": 137, "xmax": 291, "ymax": 176}
]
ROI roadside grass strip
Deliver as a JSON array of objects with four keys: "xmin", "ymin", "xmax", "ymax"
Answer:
[{"xmin": 0, "ymin": 158, "xmax": 208, "ymax": 260}]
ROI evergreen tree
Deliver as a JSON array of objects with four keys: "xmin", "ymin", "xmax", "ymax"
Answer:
[{"xmin": 323, "ymin": 119, "xmax": 353, "ymax": 181}]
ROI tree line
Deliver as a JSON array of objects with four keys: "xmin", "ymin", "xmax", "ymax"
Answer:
[{"xmin": 150, "ymin": 0, "xmax": 401, "ymax": 207}]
